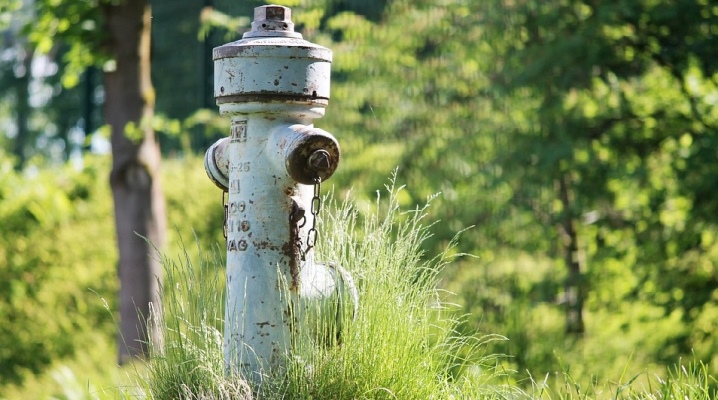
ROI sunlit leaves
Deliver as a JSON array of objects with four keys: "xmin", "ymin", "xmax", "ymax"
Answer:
[
  {"xmin": 0, "ymin": 152, "xmax": 115, "ymax": 384},
  {"xmin": 0, "ymin": 0, "xmax": 22, "ymax": 31},
  {"xmin": 198, "ymin": 7, "xmax": 249, "ymax": 41},
  {"xmin": 28, "ymin": 0, "xmax": 108, "ymax": 88}
]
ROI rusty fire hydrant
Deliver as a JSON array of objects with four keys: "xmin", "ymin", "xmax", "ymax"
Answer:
[{"xmin": 204, "ymin": 5, "xmax": 357, "ymax": 384}]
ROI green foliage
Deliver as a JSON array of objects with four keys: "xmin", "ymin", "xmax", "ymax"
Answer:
[
  {"xmin": 0, "ymin": 0, "xmax": 103, "ymax": 169},
  {"xmin": 162, "ymin": 155, "xmax": 225, "ymax": 259},
  {"xmin": 445, "ymin": 253, "xmax": 563, "ymax": 376},
  {"xmin": 305, "ymin": 0, "xmax": 718, "ymax": 388},
  {"xmin": 0, "ymin": 332, "xmax": 136, "ymax": 400},
  {"xmin": 0, "ymin": 0, "xmax": 22, "ymax": 31},
  {"xmin": 152, "ymin": 110, "xmax": 230, "ymax": 157},
  {"xmin": 516, "ymin": 360, "xmax": 718, "ymax": 399},
  {"xmin": 27, "ymin": 0, "xmax": 109, "ymax": 88},
  {"xmin": 0, "ymin": 151, "xmax": 116, "ymax": 385},
  {"xmin": 198, "ymin": 8, "xmax": 249, "ymax": 41},
  {"xmin": 445, "ymin": 252, "xmax": 695, "ymax": 388},
  {"xmin": 0, "ymin": 154, "xmax": 223, "ymax": 389}
]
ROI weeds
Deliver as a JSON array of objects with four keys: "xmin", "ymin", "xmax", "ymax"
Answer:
[
  {"xmin": 131, "ymin": 177, "xmax": 717, "ymax": 399},
  {"xmin": 136, "ymin": 177, "xmax": 516, "ymax": 399}
]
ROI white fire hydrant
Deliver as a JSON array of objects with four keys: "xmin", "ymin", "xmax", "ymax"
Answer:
[{"xmin": 204, "ymin": 5, "xmax": 357, "ymax": 384}]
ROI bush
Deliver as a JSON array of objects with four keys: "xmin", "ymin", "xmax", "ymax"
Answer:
[
  {"xmin": 0, "ymin": 154, "xmax": 116, "ymax": 384},
  {"xmin": 0, "ymin": 153, "xmax": 222, "ymax": 387}
]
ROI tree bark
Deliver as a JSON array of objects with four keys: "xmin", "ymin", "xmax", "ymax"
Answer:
[
  {"xmin": 102, "ymin": 0, "xmax": 166, "ymax": 364},
  {"xmin": 13, "ymin": 47, "xmax": 33, "ymax": 170},
  {"xmin": 558, "ymin": 172, "xmax": 585, "ymax": 334}
]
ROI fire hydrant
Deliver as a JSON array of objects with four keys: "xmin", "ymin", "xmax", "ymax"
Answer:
[{"xmin": 204, "ymin": 5, "xmax": 357, "ymax": 384}]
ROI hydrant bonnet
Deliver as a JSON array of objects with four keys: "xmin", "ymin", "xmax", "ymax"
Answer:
[{"xmin": 213, "ymin": 5, "xmax": 332, "ymax": 108}]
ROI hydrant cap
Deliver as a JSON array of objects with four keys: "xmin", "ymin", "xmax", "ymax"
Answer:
[{"xmin": 213, "ymin": 5, "xmax": 332, "ymax": 105}]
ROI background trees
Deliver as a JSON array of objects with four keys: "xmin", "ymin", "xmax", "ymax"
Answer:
[
  {"xmin": 311, "ymin": 0, "xmax": 718, "ymax": 380},
  {"xmin": 102, "ymin": 0, "xmax": 166, "ymax": 363},
  {"xmin": 471, "ymin": 0, "xmax": 718, "ymax": 368},
  {"xmin": 25, "ymin": 0, "xmax": 166, "ymax": 363}
]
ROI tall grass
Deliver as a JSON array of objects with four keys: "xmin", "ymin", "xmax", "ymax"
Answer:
[
  {"xmin": 520, "ymin": 359, "xmax": 717, "ymax": 400},
  {"xmin": 135, "ymin": 177, "xmax": 517, "ymax": 399},
  {"xmin": 133, "ymin": 177, "xmax": 717, "ymax": 399},
  {"xmin": 277, "ymin": 178, "xmax": 517, "ymax": 399},
  {"xmin": 138, "ymin": 237, "xmax": 251, "ymax": 399}
]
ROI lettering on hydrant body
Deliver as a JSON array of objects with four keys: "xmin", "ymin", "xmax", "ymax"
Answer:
[{"xmin": 204, "ymin": 5, "xmax": 358, "ymax": 385}]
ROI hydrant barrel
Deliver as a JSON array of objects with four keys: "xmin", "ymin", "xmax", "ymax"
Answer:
[{"xmin": 204, "ymin": 5, "xmax": 356, "ymax": 386}]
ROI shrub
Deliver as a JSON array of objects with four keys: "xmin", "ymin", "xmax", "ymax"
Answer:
[{"xmin": 0, "ymin": 154, "xmax": 116, "ymax": 384}]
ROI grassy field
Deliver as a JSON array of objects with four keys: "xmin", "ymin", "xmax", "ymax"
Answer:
[{"xmin": 2, "ymin": 181, "xmax": 716, "ymax": 399}]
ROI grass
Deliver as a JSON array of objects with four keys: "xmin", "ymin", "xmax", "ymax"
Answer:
[
  {"xmin": 519, "ymin": 359, "xmax": 717, "ymax": 399},
  {"xmin": 276, "ymin": 180, "xmax": 515, "ymax": 399},
  {"xmin": 133, "ymin": 177, "xmax": 718, "ymax": 399},
  {"xmin": 135, "ymin": 177, "xmax": 517, "ymax": 399},
  {"xmin": 3, "ymin": 177, "xmax": 717, "ymax": 399}
]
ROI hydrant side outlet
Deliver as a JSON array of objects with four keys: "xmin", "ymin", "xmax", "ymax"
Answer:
[
  {"xmin": 266, "ymin": 124, "xmax": 341, "ymax": 185},
  {"xmin": 205, "ymin": 138, "xmax": 230, "ymax": 191}
]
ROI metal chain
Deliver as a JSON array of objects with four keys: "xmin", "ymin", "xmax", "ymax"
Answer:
[
  {"xmin": 222, "ymin": 190, "xmax": 228, "ymax": 240},
  {"xmin": 304, "ymin": 177, "xmax": 322, "ymax": 257}
]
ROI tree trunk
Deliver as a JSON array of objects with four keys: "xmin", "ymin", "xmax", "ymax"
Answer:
[
  {"xmin": 13, "ymin": 47, "xmax": 32, "ymax": 170},
  {"xmin": 83, "ymin": 66, "xmax": 97, "ymax": 150},
  {"xmin": 103, "ymin": 0, "xmax": 166, "ymax": 364},
  {"xmin": 558, "ymin": 172, "xmax": 585, "ymax": 334}
]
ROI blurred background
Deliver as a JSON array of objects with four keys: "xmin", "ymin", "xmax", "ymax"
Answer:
[{"xmin": 1, "ymin": 0, "xmax": 718, "ymax": 397}]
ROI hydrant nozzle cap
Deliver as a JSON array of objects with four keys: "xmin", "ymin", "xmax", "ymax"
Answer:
[{"xmin": 243, "ymin": 5, "xmax": 302, "ymax": 39}]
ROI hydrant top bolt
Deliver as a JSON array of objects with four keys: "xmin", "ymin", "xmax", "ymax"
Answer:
[
  {"xmin": 260, "ymin": 5, "xmax": 288, "ymax": 22},
  {"xmin": 247, "ymin": 5, "xmax": 297, "ymax": 37}
]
